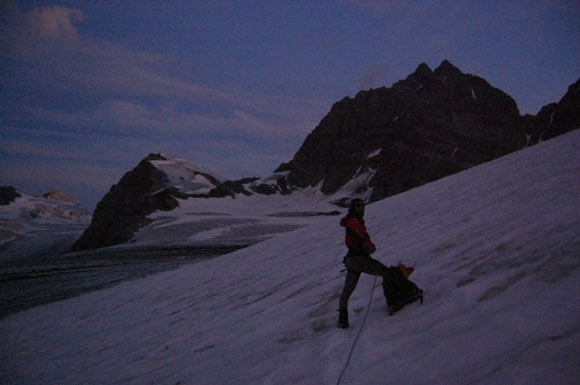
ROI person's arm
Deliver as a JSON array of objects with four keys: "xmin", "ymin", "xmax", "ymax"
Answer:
[
  {"xmin": 346, "ymin": 219, "xmax": 376, "ymax": 253},
  {"xmin": 362, "ymin": 236, "xmax": 376, "ymax": 253}
]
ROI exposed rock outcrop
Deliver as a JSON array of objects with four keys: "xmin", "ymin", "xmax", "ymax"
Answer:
[
  {"xmin": 71, "ymin": 154, "xmax": 186, "ymax": 251},
  {"xmin": 523, "ymin": 78, "xmax": 580, "ymax": 144},
  {"xmin": 277, "ymin": 60, "xmax": 578, "ymax": 202},
  {"xmin": 0, "ymin": 186, "xmax": 21, "ymax": 206}
]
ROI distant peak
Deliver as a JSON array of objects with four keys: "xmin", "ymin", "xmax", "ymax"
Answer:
[
  {"xmin": 144, "ymin": 153, "xmax": 167, "ymax": 162},
  {"xmin": 414, "ymin": 63, "xmax": 433, "ymax": 76},
  {"xmin": 404, "ymin": 62, "xmax": 433, "ymax": 83},
  {"xmin": 434, "ymin": 59, "xmax": 462, "ymax": 75},
  {"xmin": 43, "ymin": 190, "xmax": 74, "ymax": 203}
]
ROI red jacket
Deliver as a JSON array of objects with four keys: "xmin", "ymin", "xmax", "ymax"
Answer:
[{"xmin": 340, "ymin": 214, "xmax": 376, "ymax": 254}]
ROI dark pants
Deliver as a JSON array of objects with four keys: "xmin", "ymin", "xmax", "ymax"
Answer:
[{"xmin": 339, "ymin": 253, "xmax": 398, "ymax": 309}]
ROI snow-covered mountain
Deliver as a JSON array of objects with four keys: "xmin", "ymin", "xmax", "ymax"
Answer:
[
  {"xmin": 147, "ymin": 154, "xmax": 227, "ymax": 195},
  {"xmin": 0, "ymin": 187, "xmax": 91, "ymax": 262},
  {"xmin": 71, "ymin": 153, "xmax": 341, "ymax": 252},
  {"xmin": 2, "ymin": 129, "xmax": 578, "ymax": 385}
]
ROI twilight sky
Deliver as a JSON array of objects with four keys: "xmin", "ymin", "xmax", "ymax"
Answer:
[{"xmin": 1, "ymin": 0, "xmax": 579, "ymax": 210}]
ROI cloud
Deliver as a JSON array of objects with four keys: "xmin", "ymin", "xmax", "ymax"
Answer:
[
  {"xmin": 1, "ymin": 3, "xmax": 84, "ymax": 49},
  {"xmin": 1, "ymin": 4, "xmax": 252, "ymax": 109},
  {"xmin": 0, "ymin": 2, "xmax": 326, "ymax": 208},
  {"xmin": 2, "ymin": 103, "xmax": 306, "ymax": 181},
  {"xmin": 20, "ymin": 94, "xmax": 316, "ymax": 144},
  {"xmin": 25, "ymin": 6, "xmax": 84, "ymax": 39},
  {"xmin": 2, "ymin": 3, "xmax": 321, "ymax": 137},
  {"xmin": 0, "ymin": 129, "xmax": 154, "ymax": 165}
]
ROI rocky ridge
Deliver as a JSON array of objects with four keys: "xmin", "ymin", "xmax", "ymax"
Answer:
[{"xmin": 277, "ymin": 60, "xmax": 579, "ymax": 202}]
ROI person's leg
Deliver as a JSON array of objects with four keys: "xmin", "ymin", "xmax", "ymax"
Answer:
[
  {"xmin": 339, "ymin": 270, "xmax": 361, "ymax": 310},
  {"xmin": 357, "ymin": 256, "xmax": 400, "ymax": 306},
  {"xmin": 337, "ymin": 270, "xmax": 361, "ymax": 328}
]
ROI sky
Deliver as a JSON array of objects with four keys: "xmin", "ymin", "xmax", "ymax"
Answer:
[{"xmin": 1, "ymin": 0, "xmax": 579, "ymax": 210}]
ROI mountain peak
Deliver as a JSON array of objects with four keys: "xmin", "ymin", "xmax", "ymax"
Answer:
[
  {"xmin": 144, "ymin": 153, "xmax": 167, "ymax": 162},
  {"xmin": 43, "ymin": 190, "xmax": 74, "ymax": 203},
  {"xmin": 434, "ymin": 59, "xmax": 462, "ymax": 75},
  {"xmin": 403, "ymin": 62, "xmax": 434, "ymax": 83},
  {"xmin": 414, "ymin": 62, "xmax": 433, "ymax": 76}
]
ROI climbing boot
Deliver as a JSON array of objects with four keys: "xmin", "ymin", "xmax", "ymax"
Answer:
[{"xmin": 337, "ymin": 308, "xmax": 349, "ymax": 329}]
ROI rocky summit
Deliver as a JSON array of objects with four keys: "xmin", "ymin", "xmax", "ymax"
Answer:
[
  {"xmin": 71, "ymin": 154, "xmax": 205, "ymax": 251},
  {"xmin": 277, "ymin": 60, "xmax": 579, "ymax": 202},
  {"xmin": 72, "ymin": 60, "xmax": 579, "ymax": 251}
]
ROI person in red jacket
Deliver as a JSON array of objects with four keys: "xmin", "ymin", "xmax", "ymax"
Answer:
[{"xmin": 337, "ymin": 198, "xmax": 417, "ymax": 328}]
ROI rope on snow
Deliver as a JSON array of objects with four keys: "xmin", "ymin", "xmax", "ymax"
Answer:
[{"xmin": 336, "ymin": 275, "xmax": 378, "ymax": 385}]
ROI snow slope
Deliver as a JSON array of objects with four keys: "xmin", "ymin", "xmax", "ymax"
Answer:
[
  {"xmin": 149, "ymin": 156, "xmax": 226, "ymax": 195},
  {"xmin": 0, "ymin": 191, "xmax": 91, "ymax": 263},
  {"xmin": 130, "ymin": 178, "xmax": 340, "ymax": 248},
  {"xmin": 2, "ymin": 130, "xmax": 579, "ymax": 385}
]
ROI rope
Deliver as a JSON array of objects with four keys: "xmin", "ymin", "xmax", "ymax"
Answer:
[{"xmin": 336, "ymin": 275, "xmax": 378, "ymax": 385}]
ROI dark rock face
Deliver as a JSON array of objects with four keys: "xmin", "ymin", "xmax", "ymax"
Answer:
[
  {"xmin": 205, "ymin": 178, "xmax": 256, "ymax": 198},
  {"xmin": 277, "ymin": 60, "xmax": 578, "ymax": 202},
  {"xmin": 523, "ymin": 78, "xmax": 580, "ymax": 144},
  {"xmin": 249, "ymin": 180, "xmax": 290, "ymax": 195},
  {"xmin": 0, "ymin": 186, "xmax": 21, "ymax": 205},
  {"xmin": 71, "ymin": 154, "xmax": 182, "ymax": 251}
]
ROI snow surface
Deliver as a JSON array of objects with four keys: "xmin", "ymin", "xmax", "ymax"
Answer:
[
  {"xmin": 0, "ymin": 192, "xmax": 90, "ymax": 262},
  {"xmin": 2, "ymin": 130, "xmax": 580, "ymax": 385},
  {"xmin": 331, "ymin": 168, "xmax": 377, "ymax": 203},
  {"xmin": 133, "ymin": 184, "xmax": 341, "ymax": 248},
  {"xmin": 150, "ymin": 156, "xmax": 226, "ymax": 195}
]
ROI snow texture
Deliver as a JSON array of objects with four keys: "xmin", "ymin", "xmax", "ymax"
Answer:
[
  {"xmin": 1, "ymin": 130, "xmax": 580, "ymax": 385},
  {"xmin": 150, "ymin": 156, "xmax": 226, "ymax": 195},
  {"xmin": 132, "ymin": 187, "xmax": 340, "ymax": 248},
  {"xmin": 332, "ymin": 168, "xmax": 377, "ymax": 202},
  {"xmin": 0, "ymin": 192, "xmax": 90, "ymax": 262}
]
